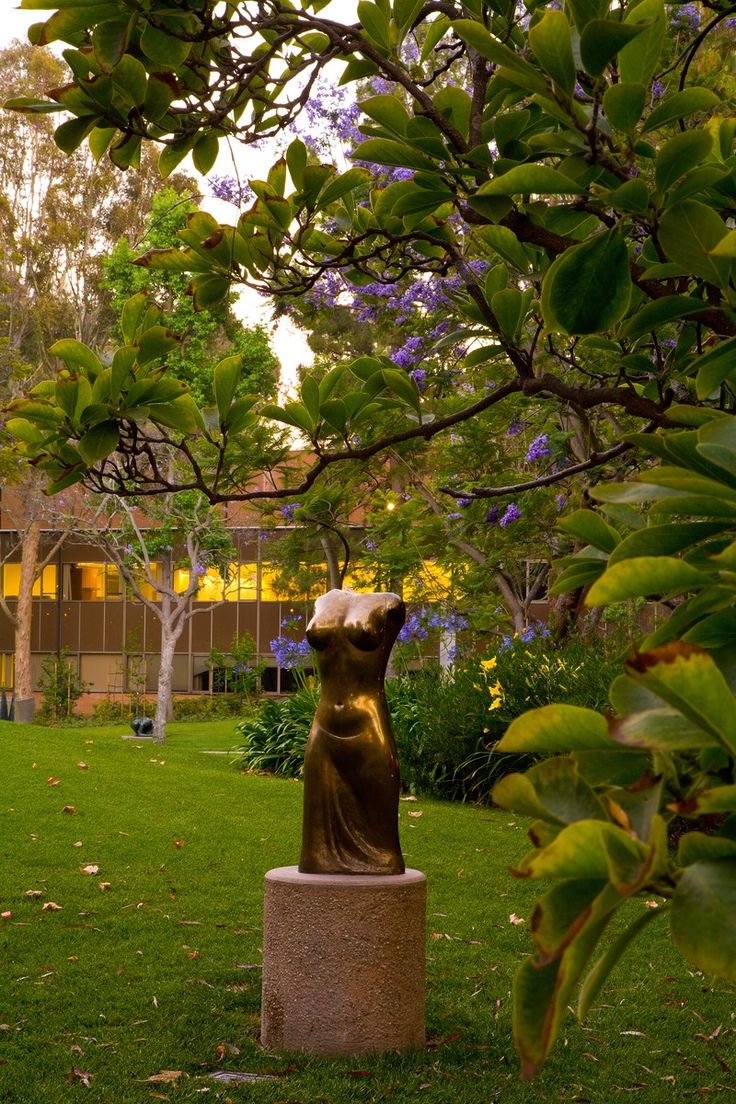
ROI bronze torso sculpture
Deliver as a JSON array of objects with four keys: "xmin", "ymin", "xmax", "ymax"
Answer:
[{"xmin": 299, "ymin": 589, "xmax": 406, "ymax": 876}]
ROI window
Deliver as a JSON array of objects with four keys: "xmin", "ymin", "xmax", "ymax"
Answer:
[
  {"xmin": 62, "ymin": 562, "xmax": 124, "ymax": 600},
  {"xmin": 2, "ymin": 563, "xmax": 58, "ymax": 600},
  {"xmin": 404, "ymin": 561, "xmax": 452, "ymax": 601}
]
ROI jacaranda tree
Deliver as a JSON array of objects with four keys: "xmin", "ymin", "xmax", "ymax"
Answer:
[{"xmin": 3, "ymin": 0, "xmax": 736, "ymax": 1076}]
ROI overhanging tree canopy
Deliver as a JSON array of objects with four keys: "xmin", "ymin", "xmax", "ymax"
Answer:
[{"xmin": 4, "ymin": 1, "xmax": 736, "ymax": 506}]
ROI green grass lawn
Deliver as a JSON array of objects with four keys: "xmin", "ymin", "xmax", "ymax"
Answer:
[{"xmin": 0, "ymin": 721, "xmax": 733, "ymax": 1103}]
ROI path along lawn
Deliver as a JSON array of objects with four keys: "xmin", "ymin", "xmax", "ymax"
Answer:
[{"xmin": 0, "ymin": 721, "xmax": 733, "ymax": 1104}]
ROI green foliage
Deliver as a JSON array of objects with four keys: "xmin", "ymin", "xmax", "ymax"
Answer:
[
  {"xmin": 494, "ymin": 416, "xmax": 736, "ymax": 1076},
  {"xmin": 208, "ymin": 632, "xmax": 264, "ymax": 697},
  {"xmin": 37, "ymin": 648, "xmax": 87, "ymax": 724},
  {"xmin": 103, "ymin": 188, "xmax": 279, "ymax": 407},
  {"xmin": 4, "ymin": 1, "xmax": 734, "ymax": 510},
  {"xmin": 235, "ymin": 679, "xmax": 319, "ymax": 777},
  {"xmin": 235, "ymin": 631, "xmax": 623, "ymax": 800}
]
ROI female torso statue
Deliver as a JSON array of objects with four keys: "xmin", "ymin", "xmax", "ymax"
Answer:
[{"xmin": 299, "ymin": 590, "xmax": 406, "ymax": 876}]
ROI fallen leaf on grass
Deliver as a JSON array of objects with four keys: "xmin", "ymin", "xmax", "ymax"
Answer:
[
  {"xmin": 1, "ymin": 911, "xmax": 12, "ymax": 920},
  {"xmin": 508, "ymin": 914, "xmax": 525, "ymax": 926},
  {"xmin": 234, "ymin": 963, "xmax": 261, "ymax": 970},
  {"xmin": 173, "ymin": 839, "xmax": 185, "ymax": 849},
  {"xmin": 74, "ymin": 841, "xmax": 83, "ymax": 848},
  {"xmin": 149, "ymin": 1093, "xmax": 169, "ymax": 1101},
  {"xmin": 408, "ymin": 811, "xmax": 423, "ymax": 819},
  {"xmin": 62, "ymin": 805, "xmax": 76, "ymax": 815},
  {"xmin": 98, "ymin": 882, "xmax": 112, "ymax": 892},
  {"xmin": 146, "ymin": 1071, "xmax": 185, "ymax": 1084},
  {"xmin": 42, "ymin": 902, "xmax": 63, "ymax": 911},
  {"xmin": 81, "ymin": 865, "xmax": 100, "ymax": 875},
  {"xmin": 207, "ymin": 1071, "xmax": 280, "ymax": 1084},
  {"xmin": 67, "ymin": 1067, "xmax": 93, "ymax": 1087},
  {"xmin": 47, "ymin": 777, "xmax": 60, "ymax": 787},
  {"xmin": 215, "ymin": 1044, "xmax": 240, "ymax": 1059},
  {"xmin": 400, "ymin": 796, "xmax": 418, "ymax": 803},
  {"xmin": 77, "ymin": 762, "xmax": 88, "ymax": 770},
  {"xmin": 620, "ymin": 1030, "xmax": 647, "ymax": 1037}
]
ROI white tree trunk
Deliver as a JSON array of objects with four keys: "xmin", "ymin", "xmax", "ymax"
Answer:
[
  {"xmin": 153, "ymin": 627, "xmax": 178, "ymax": 744},
  {"xmin": 14, "ymin": 520, "xmax": 41, "ymax": 723}
]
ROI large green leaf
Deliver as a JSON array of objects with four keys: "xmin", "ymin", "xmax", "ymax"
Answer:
[
  {"xmin": 608, "ymin": 708, "xmax": 720, "ymax": 751},
  {"xmin": 497, "ymin": 704, "xmax": 613, "ymax": 753},
  {"xmin": 580, "ymin": 18, "xmax": 650, "ymax": 77},
  {"xmin": 602, "ymin": 83, "xmax": 646, "ymax": 133},
  {"xmin": 528, "ymin": 10, "xmax": 576, "ymax": 95},
  {"xmin": 608, "ymin": 522, "xmax": 730, "ymax": 565},
  {"xmin": 619, "ymin": 295, "xmax": 710, "ymax": 341},
  {"xmin": 558, "ymin": 509, "xmax": 620, "ymax": 553},
  {"xmin": 478, "ymin": 164, "xmax": 582, "ymax": 196},
  {"xmin": 626, "ymin": 646, "xmax": 736, "ymax": 755},
  {"xmin": 49, "ymin": 338, "xmax": 104, "ymax": 377},
  {"xmin": 658, "ymin": 201, "xmax": 731, "ymax": 289},
  {"xmin": 514, "ymin": 820, "xmax": 648, "ymax": 881},
  {"xmin": 654, "ymin": 130, "xmax": 713, "ymax": 194},
  {"xmin": 493, "ymin": 757, "xmax": 609, "ymax": 825},
  {"xmin": 77, "ymin": 420, "xmax": 120, "ymax": 464},
  {"xmin": 618, "ymin": 0, "xmax": 665, "ymax": 86},
  {"xmin": 213, "ymin": 354, "xmax": 242, "ymax": 423},
  {"xmin": 585, "ymin": 556, "xmax": 709, "ymax": 606},
  {"xmin": 642, "ymin": 87, "xmax": 720, "ymax": 132},
  {"xmin": 541, "ymin": 231, "xmax": 632, "ymax": 335},
  {"xmin": 671, "ymin": 861, "xmax": 736, "ymax": 979}
]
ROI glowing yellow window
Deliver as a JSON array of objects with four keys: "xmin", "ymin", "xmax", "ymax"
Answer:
[
  {"xmin": 105, "ymin": 564, "xmax": 122, "ymax": 599},
  {"xmin": 404, "ymin": 561, "xmax": 452, "ymax": 601},
  {"xmin": 260, "ymin": 564, "xmax": 291, "ymax": 601},
  {"xmin": 342, "ymin": 563, "xmax": 377, "ymax": 593},
  {"xmin": 2, "ymin": 563, "xmax": 57, "ymax": 599},
  {"xmin": 235, "ymin": 563, "xmax": 258, "ymax": 601}
]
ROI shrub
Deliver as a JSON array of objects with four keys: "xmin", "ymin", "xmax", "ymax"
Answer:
[
  {"xmin": 37, "ymin": 649, "xmax": 87, "ymax": 725},
  {"xmin": 235, "ymin": 679, "xmax": 319, "ymax": 776},
  {"xmin": 234, "ymin": 630, "xmax": 624, "ymax": 800}
]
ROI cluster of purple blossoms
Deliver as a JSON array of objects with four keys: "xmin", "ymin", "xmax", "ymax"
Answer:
[
  {"xmin": 279, "ymin": 502, "xmax": 301, "ymax": 523},
  {"xmin": 650, "ymin": 79, "xmax": 667, "ymax": 104},
  {"xmin": 270, "ymin": 635, "xmax": 312, "ymax": 669},
  {"xmin": 210, "ymin": 175, "xmax": 251, "ymax": 207},
  {"xmin": 499, "ymin": 503, "xmax": 522, "ymax": 528},
  {"xmin": 280, "ymin": 613, "xmax": 303, "ymax": 633},
  {"xmin": 393, "ymin": 335, "xmax": 424, "ymax": 368},
  {"xmin": 398, "ymin": 606, "xmax": 468, "ymax": 644},
  {"xmin": 525, "ymin": 434, "xmax": 552, "ymax": 463},
  {"xmin": 506, "ymin": 419, "xmax": 524, "ymax": 437},
  {"xmin": 409, "ymin": 367, "xmax": 428, "ymax": 390},
  {"xmin": 668, "ymin": 3, "xmax": 701, "ymax": 32},
  {"xmin": 498, "ymin": 621, "xmax": 552, "ymax": 651}
]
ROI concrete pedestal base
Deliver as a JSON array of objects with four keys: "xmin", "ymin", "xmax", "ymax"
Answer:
[{"xmin": 261, "ymin": 865, "xmax": 426, "ymax": 1056}]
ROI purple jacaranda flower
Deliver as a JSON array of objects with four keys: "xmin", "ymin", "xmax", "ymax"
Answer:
[
  {"xmin": 447, "ymin": 512, "xmax": 464, "ymax": 520},
  {"xmin": 506, "ymin": 419, "xmax": 524, "ymax": 437},
  {"xmin": 486, "ymin": 507, "xmax": 500, "ymax": 524},
  {"xmin": 669, "ymin": 3, "xmax": 700, "ymax": 32},
  {"xmin": 555, "ymin": 494, "xmax": 567, "ymax": 512},
  {"xmin": 410, "ymin": 367, "xmax": 428, "ymax": 390},
  {"xmin": 525, "ymin": 434, "xmax": 551, "ymax": 463},
  {"xmin": 457, "ymin": 496, "xmax": 473, "ymax": 507},
  {"xmin": 279, "ymin": 502, "xmax": 301, "ymax": 522},
  {"xmin": 499, "ymin": 503, "xmax": 522, "ymax": 527}
]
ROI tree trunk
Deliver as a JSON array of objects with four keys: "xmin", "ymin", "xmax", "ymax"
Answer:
[
  {"xmin": 153, "ymin": 627, "xmax": 178, "ymax": 744},
  {"xmin": 320, "ymin": 533, "xmax": 343, "ymax": 591},
  {"xmin": 14, "ymin": 520, "xmax": 41, "ymax": 723}
]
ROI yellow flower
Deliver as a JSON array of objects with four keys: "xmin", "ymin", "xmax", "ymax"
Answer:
[
  {"xmin": 488, "ymin": 698, "xmax": 503, "ymax": 711},
  {"xmin": 480, "ymin": 657, "xmax": 497, "ymax": 672},
  {"xmin": 489, "ymin": 681, "xmax": 503, "ymax": 697}
]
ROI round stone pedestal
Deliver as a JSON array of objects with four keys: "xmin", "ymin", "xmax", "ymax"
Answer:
[{"xmin": 261, "ymin": 865, "xmax": 426, "ymax": 1056}]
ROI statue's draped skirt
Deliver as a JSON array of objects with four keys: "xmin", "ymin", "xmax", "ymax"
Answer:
[{"xmin": 299, "ymin": 717, "xmax": 404, "ymax": 875}]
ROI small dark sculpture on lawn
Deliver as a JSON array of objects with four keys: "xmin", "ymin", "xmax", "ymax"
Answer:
[
  {"xmin": 131, "ymin": 716, "xmax": 154, "ymax": 737},
  {"xmin": 299, "ymin": 590, "xmax": 406, "ymax": 876}
]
